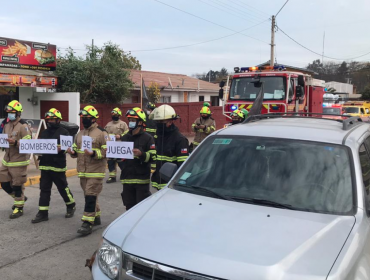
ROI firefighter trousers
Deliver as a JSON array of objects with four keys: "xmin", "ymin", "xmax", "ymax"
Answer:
[
  {"xmin": 107, "ymin": 159, "xmax": 124, "ymax": 178},
  {"xmin": 0, "ymin": 165, "xmax": 27, "ymax": 208},
  {"xmin": 80, "ymin": 178, "xmax": 103, "ymax": 224},
  {"xmin": 121, "ymin": 183, "xmax": 151, "ymax": 210},
  {"xmin": 38, "ymin": 170, "xmax": 75, "ymax": 211}
]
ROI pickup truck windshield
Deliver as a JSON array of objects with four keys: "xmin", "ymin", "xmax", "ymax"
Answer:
[
  {"xmin": 344, "ymin": 107, "xmax": 359, "ymax": 113},
  {"xmin": 230, "ymin": 76, "xmax": 286, "ymax": 100},
  {"xmin": 171, "ymin": 137, "xmax": 353, "ymax": 215}
]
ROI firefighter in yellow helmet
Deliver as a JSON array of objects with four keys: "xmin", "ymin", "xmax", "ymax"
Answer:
[
  {"xmin": 116, "ymin": 107, "xmax": 156, "ymax": 210},
  {"xmin": 0, "ymin": 100, "xmax": 31, "ymax": 219},
  {"xmin": 191, "ymin": 106, "xmax": 216, "ymax": 150},
  {"xmin": 32, "ymin": 108, "xmax": 76, "ymax": 223},
  {"xmin": 151, "ymin": 105, "xmax": 189, "ymax": 190},
  {"xmin": 67, "ymin": 105, "xmax": 108, "ymax": 236},
  {"xmin": 230, "ymin": 109, "xmax": 248, "ymax": 125},
  {"xmin": 104, "ymin": 107, "xmax": 128, "ymax": 183}
]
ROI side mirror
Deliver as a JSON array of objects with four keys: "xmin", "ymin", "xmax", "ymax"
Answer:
[
  {"xmin": 159, "ymin": 162, "xmax": 178, "ymax": 182},
  {"xmin": 296, "ymin": 85, "xmax": 304, "ymax": 98},
  {"xmin": 298, "ymin": 75, "xmax": 305, "ymax": 86},
  {"xmin": 219, "ymin": 80, "xmax": 225, "ymax": 88},
  {"xmin": 219, "ymin": 88, "xmax": 224, "ymax": 100}
]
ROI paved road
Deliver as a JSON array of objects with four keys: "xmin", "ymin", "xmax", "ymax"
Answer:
[{"xmin": 0, "ymin": 175, "xmax": 132, "ymax": 280}]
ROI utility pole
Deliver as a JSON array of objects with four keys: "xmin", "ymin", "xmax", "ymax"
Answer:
[
  {"xmin": 91, "ymin": 39, "xmax": 94, "ymax": 59},
  {"xmin": 322, "ymin": 32, "xmax": 325, "ymax": 64},
  {"xmin": 270, "ymin": 15, "xmax": 275, "ymax": 67}
]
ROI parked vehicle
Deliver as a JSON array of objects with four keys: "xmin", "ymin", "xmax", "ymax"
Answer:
[{"xmin": 92, "ymin": 114, "xmax": 370, "ymax": 280}]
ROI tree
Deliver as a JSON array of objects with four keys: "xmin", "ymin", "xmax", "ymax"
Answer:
[
  {"xmin": 361, "ymin": 86, "xmax": 370, "ymax": 100},
  {"xmin": 193, "ymin": 68, "xmax": 229, "ymax": 82},
  {"xmin": 56, "ymin": 42, "xmax": 141, "ymax": 103},
  {"xmin": 148, "ymin": 82, "xmax": 161, "ymax": 103}
]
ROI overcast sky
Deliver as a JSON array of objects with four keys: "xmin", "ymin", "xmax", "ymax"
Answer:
[{"xmin": 1, "ymin": 0, "xmax": 370, "ymax": 75}]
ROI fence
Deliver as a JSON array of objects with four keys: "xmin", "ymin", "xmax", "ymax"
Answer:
[{"xmin": 80, "ymin": 102, "xmax": 227, "ymax": 135}]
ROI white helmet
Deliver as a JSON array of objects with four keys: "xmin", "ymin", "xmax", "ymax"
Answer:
[{"xmin": 150, "ymin": 105, "xmax": 178, "ymax": 121}]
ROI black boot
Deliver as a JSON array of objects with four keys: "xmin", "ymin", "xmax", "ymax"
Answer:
[
  {"xmin": 12, "ymin": 196, "xmax": 27, "ymax": 210},
  {"xmin": 10, "ymin": 207, "xmax": 23, "ymax": 219},
  {"xmin": 32, "ymin": 211, "xmax": 49, "ymax": 223},
  {"xmin": 77, "ymin": 221, "xmax": 93, "ymax": 236},
  {"xmin": 65, "ymin": 205, "xmax": 76, "ymax": 218},
  {"xmin": 94, "ymin": 216, "xmax": 101, "ymax": 226},
  {"xmin": 106, "ymin": 177, "xmax": 116, "ymax": 184}
]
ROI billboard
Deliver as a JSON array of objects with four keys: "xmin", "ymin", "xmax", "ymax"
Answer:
[
  {"xmin": 0, "ymin": 37, "xmax": 56, "ymax": 71},
  {"xmin": 0, "ymin": 74, "xmax": 57, "ymax": 86}
]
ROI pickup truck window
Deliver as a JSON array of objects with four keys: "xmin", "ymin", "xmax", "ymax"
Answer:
[
  {"xmin": 172, "ymin": 136, "xmax": 354, "ymax": 215},
  {"xmin": 361, "ymin": 140, "xmax": 370, "ymax": 215}
]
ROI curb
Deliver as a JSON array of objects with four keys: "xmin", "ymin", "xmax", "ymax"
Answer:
[{"xmin": 23, "ymin": 169, "xmax": 78, "ymax": 187}]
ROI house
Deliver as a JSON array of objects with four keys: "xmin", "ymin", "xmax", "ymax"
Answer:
[{"xmin": 127, "ymin": 70, "xmax": 221, "ymax": 106}]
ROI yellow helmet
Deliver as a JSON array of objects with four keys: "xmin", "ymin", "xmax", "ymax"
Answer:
[
  {"xmin": 200, "ymin": 106, "xmax": 211, "ymax": 115},
  {"xmin": 79, "ymin": 105, "xmax": 99, "ymax": 118},
  {"xmin": 111, "ymin": 107, "xmax": 122, "ymax": 116},
  {"xmin": 231, "ymin": 109, "xmax": 245, "ymax": 119},
  {"xmin": 5, "ymin": 100, "xmax": 23, "ymax": 112},
  {"xmin": 45, "ymin": 108, "xmax": 62, "ymax": 120},
  {"xmin": 126, "ymin": 107, "xmax": 146, "ymax": 122}
]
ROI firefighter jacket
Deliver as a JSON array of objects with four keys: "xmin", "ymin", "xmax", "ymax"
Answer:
[
  {"xmin": 39, "ymin": 125, "xmax": 69, "ymax": 172},
  {"xmin": 119, "ymin": 128, "xmax": 156, "ymax": 184},
  {"xmin": 145, "ymin": 112, "xmax": 157, "ymax": 137},
  {"xmin": 104, "ymin": 120, "xmax": 128, "ymax": 137},
  {"xmin": 2, "ymin": 117, "xmax": 31, "ymax": 167},
  {"xmin": 191, "ymin": 117, "xmax": 216, "ymax": 146},
  {"xmin": 72, "ymin": 122, "xmax": 108, "ymax": 179},
  {"xmin": 152, "ymin": 124, "xmax": 189, "ymax": 189}
]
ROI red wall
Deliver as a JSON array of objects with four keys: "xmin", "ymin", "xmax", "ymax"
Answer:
[{"xmin": 80, "ymin": 102, "xmax": 227, "ymax": 135}]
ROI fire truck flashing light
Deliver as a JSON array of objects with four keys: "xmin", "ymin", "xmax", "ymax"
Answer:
[{"xmin": 234, "ymin": 65, "xmax": 286, "ymax": 73}]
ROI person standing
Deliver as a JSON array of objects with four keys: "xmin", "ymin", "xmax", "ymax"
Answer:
[
  {"xmin": 32, "ymin": 108, "xmax": 76, "ymax": 223},
  {"xmin": 67, "ymin": 105, "xmax": 108, "ymax": 236},
  {"xmin": 118, "ymin": 107, "xmax": 156, "ymax": 210},
  {"xmin": 104, "ymin": 107, "xmax": 128, "ymax": 183},
  {"xmin": 151, "ymin": 105, "xmax": 189, "ymax": 190},
  {"xmin": 191, "ymin": 106, "xmax": 216, "ymax": 149},
  {"xmin": 0, "ymin": 100, "xmax": 31, "ymax": 219}
]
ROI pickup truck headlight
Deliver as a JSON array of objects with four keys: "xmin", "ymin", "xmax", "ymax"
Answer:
[{"xmin": 97, "ymin": 239, "xmax": 121, "ymax": 279}]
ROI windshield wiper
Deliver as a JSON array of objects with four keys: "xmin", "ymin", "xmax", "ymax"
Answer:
[
  {"xmin": 230, "ymin": 197, "xmax": 294, "ymax": 209},
  {"xmin": 175, "ymin": 184, "xmax": 234, "ymax": 201}
]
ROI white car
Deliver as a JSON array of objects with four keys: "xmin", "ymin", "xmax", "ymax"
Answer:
[{"xmin": 92, "ymin": 115, "xmax": 370, "ymax": 280}]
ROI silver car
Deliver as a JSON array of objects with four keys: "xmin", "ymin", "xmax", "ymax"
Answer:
[{"xmin": 92, "ymin": 116, "xmax": 370, "ymax": 280}]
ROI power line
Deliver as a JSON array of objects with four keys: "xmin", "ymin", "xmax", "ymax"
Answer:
[
  {"xmin": 197, "ymin": 0, "xmax": 269, "ymax": 26},
  {"xmin": 276, "ymin": 0, "xmax": 289, "ymax": 17},
  {"xmin": 235, "ymin": 0, "xmax": 270, "ymax": 17},
  {"xmin": 129, "ymin": 20, "xmax": 269, "ymax": 52},
  {"xmin": 153, "ymin": 0, "xmax": 269, "ymax": 44},
  {"xmin": 278, "ymin": 26, "xmax": 370, "ymax": 61}
]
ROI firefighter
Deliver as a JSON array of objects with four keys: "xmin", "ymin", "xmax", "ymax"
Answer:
[
  {"xmin": 117, "ymin": 107, "xmax": 156, "ymax": 210},
  {"xmin": 145, "ymin": 102, "xmax": 157, "ymax": 138},
  {"xmin": 104, "ymin": 107, "xmax": 128, "ymax": 183},
  {"xmin": 191, "ymin": 106, "xmax": 216, "ymax": 149},
  {"xmin": 0, "ymin": 100, "xmax": 31, "ymax": 219},
  {"xmin": 67, "ymin": 105, "xmax": 108, "ymax": 236},
  {"xmin": 151, "ymin": 105, "xmax": 189, "ymax": 190},
  {"xmin": 230, "ymin": 108, "xmax": 249, "ymax": 125},
  {"xmin": 32, "ymin": 108, "xmax": 76, "ymax": 223}
]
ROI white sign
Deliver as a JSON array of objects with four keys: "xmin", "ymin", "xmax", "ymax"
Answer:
[
  {"xmin": 0, "ymin": 134, "xmax": 9, "ymax": 148},
  {"xmin": 60, "ymin": 135, "xmax": 73, "ymax": 150},
  {"xmin": 82, "ymin": 136, "xmax": 93, "ymax": 153},
  {"xmin": 109, "ymin": 134, "xmax": 116, "ymax": 141},
  {"xmin": 19, "ymin": 139, "xmax": 58, "ymax": 154},
  {"xmin": 106, "ymin": 141, "xmax": 134, "ymax": 159}
]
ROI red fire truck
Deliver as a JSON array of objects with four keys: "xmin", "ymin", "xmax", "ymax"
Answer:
[{"xmin": 219, "ymin": 65, "xmax": 326, "ymax": 120}]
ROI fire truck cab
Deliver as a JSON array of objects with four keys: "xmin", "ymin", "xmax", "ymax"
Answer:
[{"xmin": 219, "ymin": 65, "xmax": 326, "ymax": 120}]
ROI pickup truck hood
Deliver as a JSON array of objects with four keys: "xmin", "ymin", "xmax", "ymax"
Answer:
[{"xmin": 105, "ymin": 189, "xmax": 355, "ymax": 280}]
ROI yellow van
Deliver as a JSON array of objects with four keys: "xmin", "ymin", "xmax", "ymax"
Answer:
[{"xmin": 343, "ymin": 101, "xmax": 370, "ymax": 121}]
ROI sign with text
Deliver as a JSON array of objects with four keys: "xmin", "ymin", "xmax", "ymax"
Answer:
[
  {"xmin": 106, "ymin": 141, "xmax": 134, "ymax": 159},
  {"xmin": 0, "ymin": 37, "xmax": 56, "ymax": 71},
  {"xmin": 60, "ymin": 135, "xmax": 73, "ymax": 150},
  {"xmin": 0, "ymin": 134, "xmax": 9, "ymax": 148},
  {"xmin": 19, "ymin": 139, "xmax": 57, "ymax": 154},
  {"xmin": 82, "ymin": 136, "xmax": 92, "ymax": 153}
]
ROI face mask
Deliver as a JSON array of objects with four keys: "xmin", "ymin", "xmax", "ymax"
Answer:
[
  {"xmin": 82, "ymin": 118, "xmax": 93, "ymax": 129},
  {"xmin": 8, "ymin": 113, "xmax": 16, "ymax": 121},
  {"xmin": 129, "ymin": 121, "xmax": 138, "ymax": 130},
  {"xmin": 112, "ymin": 116, "xmax": 119, "ymax": 121},
  {"xmin": 201, "ymin": 115, "xmax": 210, "ymax": 120},
  {"xmin": 156, "ymin": 122, "xmax": 174, "ymax": 134},
  {"xmin": 47, "ymin": 122, "xmax": 59, "ymax": 129}
]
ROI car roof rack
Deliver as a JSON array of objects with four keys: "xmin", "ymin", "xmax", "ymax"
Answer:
[{"xmin": 244, "ymin": 112, "xmax": 364, "ymax": 131}]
